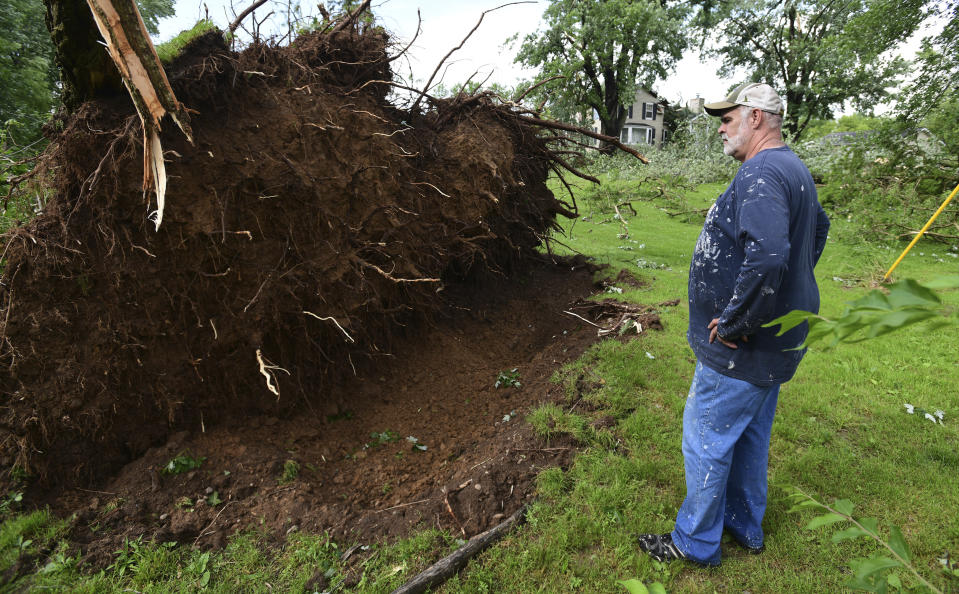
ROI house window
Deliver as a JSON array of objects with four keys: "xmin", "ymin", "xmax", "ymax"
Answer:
[
  {"xmin": 643, "ymin": 102, "xmax": 656, "ymax": 120},
  {"xmin": 620, "ymin": 126, "xmax": 656, "ymax": 145},
  {"xmin": 628, "ymin": 105, "xmax": 633, "ymax": 119}
]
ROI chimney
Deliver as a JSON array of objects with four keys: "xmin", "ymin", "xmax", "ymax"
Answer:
[{"xmin": 687, "ymin": 95, "xmax": 704, "ymax": 114}]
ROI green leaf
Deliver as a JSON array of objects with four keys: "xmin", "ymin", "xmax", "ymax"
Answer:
[
  {"xmin": 648, "ymin": 583, "xmax": 668, "ymax": 594},
  {"xmin": 764, "ymin": 310, "xmax": 819, "ymax": 335},
  {"xmin": 885, "ymin": 279, "xmax": 941, "ymax": 308},
  {"xmin": 618, "ymin": 578, "xmax": 650, "ymax": 594},
  {"xmin": 787, "ymin": 499, "xmax": 828, "ymax": 514},
  {"xmin": 832, "ymin": 526, "xmax": 872, "ymax": 543},
  {"xmin": 864, "ymin": 309, "xmax": 939, "ymax": 339},
  {"xmin": 849, "ymin": 290, "xmax": 893, "ymax": 311},
  {"xmin": 833, "ymin": 499, "xmax": 855, "ymax": 516},
  {"xmin": 853, "ymin": 556, "xmax": 901, "ymax": 581},
  {"xmin": 886, "ymin": 573, "xmax": 902, "ymax": 589},
  {"xmin": 859, "ymin": 518, "xmax": 879, "ymax": 533},
  {"xmin": 886, "ymin": 525, "xmax": 911, "ymax": 563},
  {"xmin": 805, "ymin": 513, "xmax": 847, "ymax": 530}
]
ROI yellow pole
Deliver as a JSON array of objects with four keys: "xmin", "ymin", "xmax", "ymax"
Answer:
[{"xmin": 884, "ymin": 181, "xmax": 959, "ymax": 281}]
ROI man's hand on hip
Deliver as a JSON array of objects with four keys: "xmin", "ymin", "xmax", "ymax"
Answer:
[{"xmin": 708, "ymin": 318, "xmax": 748, "ymax": 349}]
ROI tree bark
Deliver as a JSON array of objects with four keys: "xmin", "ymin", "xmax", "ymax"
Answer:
[{"xmin": 44, "ymin": 0, "xmax": 123, "ymax": 109}]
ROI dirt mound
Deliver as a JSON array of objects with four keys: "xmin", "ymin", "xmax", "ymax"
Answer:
[{"xmin": 0, "ymin": 25, "xmax": 578, "ymax": 490}]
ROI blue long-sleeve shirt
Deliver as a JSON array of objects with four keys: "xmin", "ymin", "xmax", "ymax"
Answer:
[{"xmin": 687, "ymin": 146, "xmax": 829, "ymax": 386}]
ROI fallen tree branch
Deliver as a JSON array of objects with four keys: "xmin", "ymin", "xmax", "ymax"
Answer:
[{"xmin": 390, "ymin": 504, "xmax": 528, "ymax": 594}]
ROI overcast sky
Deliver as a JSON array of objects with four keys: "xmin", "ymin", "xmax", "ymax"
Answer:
[{"xmin": 155, "ymin": 0, "xmax": 944, "ymax": 112}]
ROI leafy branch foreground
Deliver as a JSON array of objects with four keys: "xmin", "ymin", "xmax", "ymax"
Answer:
[
  {"xmin": 787, "ymin": 487, "xmax": 957, "ymax": 592},
  {"xmin": 767, "ymin": 277, "xmax": 959, "ymax": 348}
]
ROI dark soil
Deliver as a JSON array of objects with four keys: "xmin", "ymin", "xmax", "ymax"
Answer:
[{"xmin": 53, "ymin": 257, "xmax": 610, "ymax": 567}]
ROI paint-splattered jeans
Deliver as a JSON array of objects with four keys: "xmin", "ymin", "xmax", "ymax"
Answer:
[{"xmin": 670, "ymin": 360, "xmax": 780, "ymax": 566}]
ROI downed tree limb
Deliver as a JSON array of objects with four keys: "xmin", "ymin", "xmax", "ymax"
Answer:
[{"xmin": 390, "ymin": 505, "xmax": 529, "ymax": 594}]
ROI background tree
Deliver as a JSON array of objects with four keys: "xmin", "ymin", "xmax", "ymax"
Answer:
[
  {"xmin": 513, "ymin": 0, "xmax": 689, "ymax": 143},
  {"xmin": 709, "ymin": 0, "xmax": 926, "ymax": 141},
  {"xmin": 0, "ymin": 0, "xmax": 174, "ymax": 148},
  {"xmin": 898, "ymin": 0, "xmax": 958, "ymax": 124},
  {"xmin": 0, "ymin": 0, "xmax": 58, "ymax": 146}
]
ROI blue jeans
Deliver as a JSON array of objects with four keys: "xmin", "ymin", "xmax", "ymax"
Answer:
[{"xmin": 670, "ymin": 361, "xmax": 780, "ymax": 565}]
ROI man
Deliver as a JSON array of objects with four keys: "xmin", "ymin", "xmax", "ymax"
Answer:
[{"xmin": 637, "ymin": 83, "xmax": 830, "ymax": 566}]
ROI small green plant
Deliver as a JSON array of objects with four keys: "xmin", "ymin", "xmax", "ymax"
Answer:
[
  {"xmin": 0, "ymin": 491, "xmax": 23, "ymax": 516},
  {"xmin": 788, "ymin": 487, "xmax": 952, "ymax": 592},
  {"xmin": 161, "ymin": 453, "xmax": 205, "ymax": 475},
  {"xmin": 495, "ymin": 368, "xmax": 522, "ymax": 389},
  {"xmin": 184, "ymin": 550, "xmax": 212, "ymax": 588},
  {"xmin": 367, "ymin": 430, "xmax": 400, "ymax": 448},
  {"xmin": 40, "ymin": 547, "xmax": 78, "ymax": 574},
  {"xmin": 280, "ymin": 460, "xmax": 299, "ymax": 484},
  {"xmin": 108, "ymin": 536, "xmax": 144, "ymax": 578},
  {"xmin": 175, "ymin": 496, "xmax": 194, "ymax": 511},
  {"xmin": 206, "ymin": 491, "xmax": 223, "ymax": 507}
]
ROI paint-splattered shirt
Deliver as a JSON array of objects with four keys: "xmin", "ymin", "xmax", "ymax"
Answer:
[{"xmin": 687, "ymin": 146, "xmax": 829, "ymax": 386}]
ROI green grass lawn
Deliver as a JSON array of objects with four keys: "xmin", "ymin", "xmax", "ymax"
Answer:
[
  {"xmin": 2, "ymin": 177, "xmax": 957, "ymax": 592},
  {"xmin": 438, "ymin": 179, "xmax": 959, "ymax": 593}
]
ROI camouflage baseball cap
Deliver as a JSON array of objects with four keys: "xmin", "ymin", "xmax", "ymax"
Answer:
[{"xmin": 703, "ymin": 82, "xmax": 784, "ymax": 116}]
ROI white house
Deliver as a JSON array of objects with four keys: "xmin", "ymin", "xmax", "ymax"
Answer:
[{"xmin": 594, "ymin": 87, "xmax": 668, "ymax": 148}]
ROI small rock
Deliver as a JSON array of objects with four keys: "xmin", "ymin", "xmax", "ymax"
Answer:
[
  {"xmin": 204, "ymin": 486, "xmax": 213, "ymax": 495},
  {"xmin": 474, "ymin": 483, "xmax": 482, "ymax": 491},
  {"xmin": 286, "ymin": 525, "xmax": 299, "ymax": 535},
  {"xmin": 159, "ymin": 513, "xmax": 169, "ymax": 521}
]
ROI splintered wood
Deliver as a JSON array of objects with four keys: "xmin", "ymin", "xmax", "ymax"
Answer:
[{"xmin": 86, "ymin": 0, "xmax": 194, "ymax": 230}]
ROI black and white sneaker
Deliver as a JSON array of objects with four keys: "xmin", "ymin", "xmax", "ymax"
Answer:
[{"xmin": 637, "ymin": 533, "xmax": 687, "ymax": 562}]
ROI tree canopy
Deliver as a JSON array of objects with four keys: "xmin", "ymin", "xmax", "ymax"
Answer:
[
  {"xmin": 708, "ymin": 0, "xmax": 927, "ymax": 141},
  {"xmin": 899, "ymin": 0, "xmax": 958, "ymax": 122},
  {"xmin": 513, "ymin": 0, "xmax": 689, "ymax": 141}
]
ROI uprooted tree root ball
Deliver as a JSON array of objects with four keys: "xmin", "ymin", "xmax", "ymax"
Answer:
[{"xmin": 0, "ymin": 26, "xmax": 582, "ymax": 490}]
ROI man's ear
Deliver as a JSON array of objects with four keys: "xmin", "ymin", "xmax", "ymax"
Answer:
[{"xmin": 751, "ymin": 108, "xmax": 763, "ymax": 128}]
